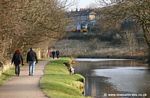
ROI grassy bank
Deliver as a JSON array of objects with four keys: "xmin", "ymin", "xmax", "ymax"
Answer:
[
  {"xmin": 0, "ymin": 68, "xmax": 15, "ymax": 85},
  {"xmin": 40, "ymin": 58, "xmax": 90, "ymax": 98}
]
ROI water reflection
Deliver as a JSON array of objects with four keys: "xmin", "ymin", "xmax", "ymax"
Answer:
[{"xmin": 75, "ymin": 59, "xmax": 149, "ymax": 98}]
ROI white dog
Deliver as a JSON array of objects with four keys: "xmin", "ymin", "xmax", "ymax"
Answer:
[
  {"xmin": 69, "ymin": 66, "xmax": 75, "ymax": 75},
  {"xmin": 63, "ymin": 62, "xmax": 75, "ymax": 75}
]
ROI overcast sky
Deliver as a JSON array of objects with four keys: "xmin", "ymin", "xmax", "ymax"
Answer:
[
  {"xmin": 79, "ymin": 0, "xmax": 96, "ymax": 8},
  {"xmin": 68, "ymin": 0, "xmax": 96, "ymax": 10}
]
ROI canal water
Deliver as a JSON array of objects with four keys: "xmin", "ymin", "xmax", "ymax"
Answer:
[{"xmin": 74, "ymin": 58, "xmax": 150, "ymax": 98}]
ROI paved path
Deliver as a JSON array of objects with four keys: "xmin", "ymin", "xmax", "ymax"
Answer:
[{"xmin": 0, "ymin": 61, "xmax": 49, "ymax": 98}]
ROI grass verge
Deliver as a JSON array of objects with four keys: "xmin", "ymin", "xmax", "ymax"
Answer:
[
  {"xmin": 40, "ymin": 57, "xmax": 90, "ymax": 98},
  {"xmin": 0, "ymin": 68, "xmax": 15, "ymax": 85}
]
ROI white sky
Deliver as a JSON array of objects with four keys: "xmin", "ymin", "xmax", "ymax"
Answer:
[
  {"xmin": 79, "ymin": 0, "xmax": 96, "ymax": 8},
  {"xmin": 68, "ymin": 0, "xmax": 97, "ymax": 10},
  {"xmin": 66, "ymin": 0, "xmax": 112, "ymax": 11}
]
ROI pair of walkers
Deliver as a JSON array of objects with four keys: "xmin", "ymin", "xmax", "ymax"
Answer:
[
  {"xmin": 51, "ymin": 50, "xmax": 60, "ymax": 59},
  {"xmin": 11, "ymin": 48, "xmax": 38, "ymax": 76}
]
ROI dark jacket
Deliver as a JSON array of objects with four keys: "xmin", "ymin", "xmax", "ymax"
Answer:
[
  {"xmin": 51, "ymin": 51, "xmax": 55, "ymax": 55},
  {"xmin": 27, "ymin": 50, "xmax": 38, "ymax": 62},
  {"xmin": 56, "ymin": 50, "xmax": 60, "ymax": 55},
  {"xmin": 12, "ymin": 53, "xmax": 23, "ymax": 65}
]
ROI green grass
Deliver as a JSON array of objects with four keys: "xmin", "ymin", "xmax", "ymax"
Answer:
[
  {"xmin": 40, "ymin": 57, "xmax": 90, "ymax": 98},
  {"xmin": 0, "ymin": 68, "xmax": 15, "ymax": 85}
]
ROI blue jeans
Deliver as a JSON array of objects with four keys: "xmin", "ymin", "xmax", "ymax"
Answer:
[{"xmin": 28, "ymin": 61, "xmax": 36, "ymax": 75}]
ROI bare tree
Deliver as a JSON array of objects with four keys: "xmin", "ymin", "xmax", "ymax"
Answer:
[
  {"xmin": 95, "ymin": 0, "xmax": 124, "ymax": 7},
  {"xmin": 0, "ymin": 0, "xmax": 71, "ymax": 66},
  {"xmin": 96, "ymin": 0, "xmax": 150, "ymax": 62}
]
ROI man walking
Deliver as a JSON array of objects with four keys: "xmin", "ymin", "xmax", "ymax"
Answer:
[
  {"xmin": 51, "ymin": 50, "xmax": 55, "ymax": 59},
  {"xmin": 27, "ymin": 48, "xmax": 38, "ymax": 76},
  {"xmin": 56, "ymin": 50, "xmax": 60, "ymax": 59}
]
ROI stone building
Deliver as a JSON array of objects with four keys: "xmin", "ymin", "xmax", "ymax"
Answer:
[{"xmin": 66, "ymin": 9, "xmax": 97, "ymax": 32}]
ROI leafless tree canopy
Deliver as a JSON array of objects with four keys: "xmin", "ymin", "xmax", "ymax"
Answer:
[
  {"xmin": 96, "ymin": 0, "xmax": 150, "ymax": 46},
  {"xmin": 96, "ymin": 0, "xmax": 124, "ymax": 7},
  {"xmin": 0, "ymin": 0, "xmax": 69, "ymax": 63},
  {"xmin": 96, "ymin": 0, "xmax": 150, "ymax": 62}
]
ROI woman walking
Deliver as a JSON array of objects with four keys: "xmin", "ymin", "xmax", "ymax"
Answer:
[{"xmin": 11, "ymin": 49, "xmax": 23, "ymax": 76}]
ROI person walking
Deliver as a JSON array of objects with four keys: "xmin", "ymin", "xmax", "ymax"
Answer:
[
  {"xmin": 56, "ymin": 50, "xmax": 60, "ymax": 59},
  {"xmin": 51, "ymin": 50, "xmax": 55, "ymax": 59},
  {"xmin": 11, "ymin": 49, "xmax": 23, "ymax": 76},
  {"xmin": 27, "ymin": 48, "xmax": 38, "ymax": 76}
]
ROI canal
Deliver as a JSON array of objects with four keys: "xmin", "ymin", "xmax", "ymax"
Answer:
[{"xmin": 74, "ymin": 58, "xmax": 150, "ymax": 98}]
